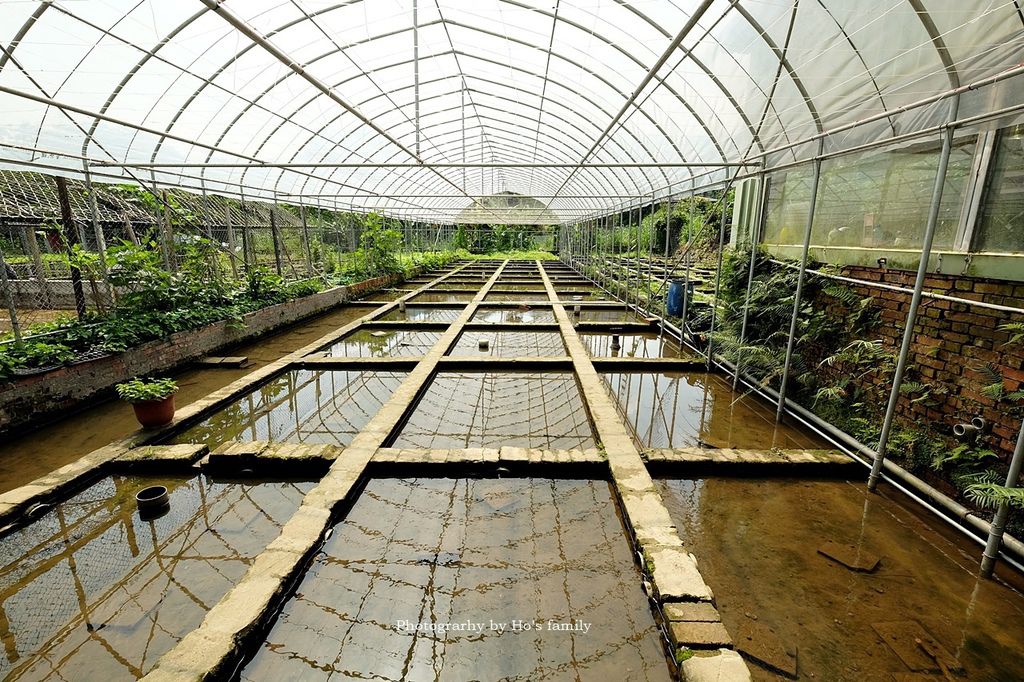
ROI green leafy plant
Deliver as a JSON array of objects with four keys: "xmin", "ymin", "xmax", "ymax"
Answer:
[
  {"xmin": 931, "ymin": 443, "xmax": 999, "ymax": 471},
  {"xmin": 965, "ymin": 480, "xmax": 1024, "ymax": 510},
  {"xmin": 115, "ymin": 377, "xmax": 178, "ymax": 403},
  {"xmin": 973, "ymin": 362, "xmax": 1024, "ymax": 402},
  {"xmin": 978, "ymin": 363, "xmax": 1006, "ymax": 400},
  {"xmin": 2, "ymin": 341, "xmax": 77, "ymax": 370},
  {"xmin": 1000, "ymin": 322, "xmax": 1024, "ymax": 346}
]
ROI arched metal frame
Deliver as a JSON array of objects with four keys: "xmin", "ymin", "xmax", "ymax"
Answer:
[{"xmin": 0, "ymin": 0, "xmax": 1021, "ymax": 223}]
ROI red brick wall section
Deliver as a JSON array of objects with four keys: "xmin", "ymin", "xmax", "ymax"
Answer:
[
  {"xmin": 839, "ymin": 265, "xmax": 1024, "ymax": 461},
  {"xmin": 0, "ymin": 273, "xmax": 398, "ymax": 435}
]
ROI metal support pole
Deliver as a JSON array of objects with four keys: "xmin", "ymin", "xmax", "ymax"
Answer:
[
  {"xmin": 240, "ymin": 196, "xmax": 251, "ymax": 271},
  {"xmin": 981, "ymin": 419, "xmax": 1024, "ymax": 576},
  {"xmin": 81, "ymin": 162, "xmax": 113, "ymax": 309},
  {"xmin": 160, "ymin": 189, "xmax": 176, "ymax": 273},
  {"xmin": 199, "ymin": 179, "xmax": 225, "ymax": 283},
  {"xmin": 0, "ymin": 246, "xmax": 21, "ymax": 341},
  {"xmin": 680, "ymin": 191, "xmax": 693, "ymax": 336},
  {"xmin": 299, "ymin": 203, "xmax": 313, "ymax": 274},
  {"xmin": 461, "ymin": 87, "xmax": 466, "ymax": 191},
  {"xmin": 24, "ymin": 224, "xmax": 47, "ymax": 306},
  {"xmin": 734, "ymin": 170, "xmax": 768, "ymax": 389},
  {"xmin": 413, "ymin": 0, "xmax": 420, "ymax": 157},
  {"xmin": 645, "ymin": 195, "xmax": 652, "ymax": 308},
  {"xmin": 269, "ymin": 205, "xmax": 283, "ymax": 276},
  {"xmin": 54, "ymin": 176, "xmax": 87, "ymax": 321},
  {"xmin": 633, "ymin": 202, "xmax": 641, "ymax": 309},
  {"xmin": 775, "ymin": 146, "xmax": 823, "ymax": 422},
  {"xmin": 226, "ymin": 200, "xmax": 238, "ymax": 279},
  {"xmin": 198, "ymin": 178, "xmax": 213, "ymax": 240},
  {"xmin": 706, "ymin": 189, "xmax": 729, "ymax": 366},
  {"xmin": 868, "ymin": 126, "xmax": 956, "ymax": 490}
]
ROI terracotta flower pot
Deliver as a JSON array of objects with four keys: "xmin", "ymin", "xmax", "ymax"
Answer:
[{"xmin": 131, "ymin": 395, "xmax": 176, "ymax": 428}]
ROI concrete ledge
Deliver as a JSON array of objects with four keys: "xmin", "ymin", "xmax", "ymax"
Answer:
[
  {"xmin": 644, "ymin": 543, "xmax": 715, "ymax": 603},
  {"xmin": 664, "ymin": 602, "xmax": 721, "ymax": 623},
  {"xmin": 679, "ymin": 649, "xmax": 752, "ymax": 682},
  {"xmin": 296, "ymin": 355, "xmax": 421, "ymax": 369},
  {"xmin": 372, "ymin": 446, "xmax": 605, "ymax": 464},
  {"xmin": 368, "ymin": 446, "xmax": 607, "ymax": 477},
  {"xmin": 590, "ymin": 357, "xmax": 705, "ymax": 371},
  {"xmin": 115, "ymin": 443, "xmax": 209, "ymax": 472},
  {"xmin": 462, "ymin": 322, "xmax": 562, "ymax": 331},
  {"xmin": 644, "ymin": 447, "xmax": 858, "ymax": 477},
  {"xmin": 573, "ymin": 321, "xmax": 656, "ymax": 333},
  {"xmin": 204, "ymin": 441, "xmax": 342, "ymax": 474},
  {"xmin": 539, "ymin": 264, "xmax": 752, "ymax": 680},
  {"xmin": 670, "ymin": 621, "xmax": 733, "ymax": 649},
  {"xmin": 436, "ymin": 356, "xmax": 574, "ymax": 370}
]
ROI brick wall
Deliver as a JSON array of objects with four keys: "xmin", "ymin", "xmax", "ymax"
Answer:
[
  {"xmin": 838, "ymin": 265, "xmax": 1024, "ymax": 459},
  {"xmin": 0, "ymin": 273, "xmax": 397, "ymax": 435}
]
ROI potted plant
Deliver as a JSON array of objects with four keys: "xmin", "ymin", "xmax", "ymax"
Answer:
[{"xmin": 115, "ymin": 377, "xmax": 178, "ymax": 428}]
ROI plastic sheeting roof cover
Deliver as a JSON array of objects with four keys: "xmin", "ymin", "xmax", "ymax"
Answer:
[{"xmin": 0, "ymin": 1, "xmax": 1021, "ymax": 223}]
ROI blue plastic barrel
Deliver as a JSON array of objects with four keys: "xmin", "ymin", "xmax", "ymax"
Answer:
[{"xmin": 667, "ymin": 280, "xmax": 685, "ymax": 317}]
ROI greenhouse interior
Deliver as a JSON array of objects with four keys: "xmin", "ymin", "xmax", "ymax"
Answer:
[{"xmin": 0, "ymin": 1, "xmax": 1023, "ymax": 680}]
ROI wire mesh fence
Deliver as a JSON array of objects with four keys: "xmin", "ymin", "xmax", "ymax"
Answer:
[{"xmin": 0, "ymin": 170, "xmax": 520, "ymax": 344}]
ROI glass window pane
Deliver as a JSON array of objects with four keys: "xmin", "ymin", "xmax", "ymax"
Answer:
[
  {"xmin": 810, "ymin": 137, "xmax": 974, "ymax": 251},
  {"xmin": 764, "ymin": 136, "xmax": 975, "ymax": 251},
  {"xmin": 977, "ymin": 125, "xmax": 1024, "ymax": 253},
  {"xmin": 763, "ymin": 166, "xmax": 813, "ymax": 246}
]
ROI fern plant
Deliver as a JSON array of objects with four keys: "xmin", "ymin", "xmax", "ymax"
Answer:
[
  {"xmin": 1000, "ymin": 322, "xmax": 1024, "ymax": 346},
  {"xmin": 965, "ymin": 481, "xmax": 1024, "ymax": 510},
  {"xmin": 974, "ymin": 362, "xmax": 1024, "ymax": 402},
  {"xmin": 931, "ymin": 443, "xmax": 999, "ymax": 471}
]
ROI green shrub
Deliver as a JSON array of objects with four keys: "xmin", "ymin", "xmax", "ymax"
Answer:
[
  {"xmin": 1, "ymin": 341, "xmax": 77, "ymax": 370},
  {"xmin": 0, "ymin": 238, "xmax": 327, "ymax": 381},
  {"xmin": 115, "ymin": 377, "xmax": 178, "ymax": 403}
]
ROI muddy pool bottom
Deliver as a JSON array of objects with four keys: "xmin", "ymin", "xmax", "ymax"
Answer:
[
  {"xmin": 658, "ymin": 477, "xmax": 1024, "ymax": 681},
  {"xmin": 0, "ymin": 475, "xmax": 313, "ymax": 680},
  {"xmin": 240, "ymin": 478, "xmax": 671, "ymax": 681}
]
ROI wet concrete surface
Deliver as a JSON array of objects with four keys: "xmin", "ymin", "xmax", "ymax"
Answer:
[
  {"xmin": 0, "ymin": 305, "xmax": 377, "ymax": 494},
  {"xmin": 412, "ymin": 292, "xmax": 476, "ymax": 303},
  {"xmin": 484, "ymin": 292, "xmax": 550, "ymax": 302},
  {"xmin": 0, "ymin": 474, "xmax": 312, "ymax": 680},
  {"xmin": 559, "ymin": 291, "xmax": 612, "ymax": 302},
  {"xmin": 240, "ymin": 477, "xmax": 671, "ymax": 681},
  {"xmin": 378, "ymin": 307, "xmax": 464, "ymax": 322},
  {"xmin": 323, "ymin": 329, "xmax": 443, "ymax": 357},
  {"xmin": 492, "ymin": 283, "xmax": 552, "ymax": 292},
  {"xmin": 393, "ymin": 372, "xmax": 596, "ymax": 450},
  {"xmin": 449, "ymin": 331, "xmax": 566, "ymax": 357},
  {"xmin": 172, "ymin": 369, "xmax": 407, "ymax": 450},
  {"xmin": 581, "ymin": 331, "xmax": 686, "ymax": 359},
  {"xmin": 365, "ymin": 289, "xmax": 409, "ymax": 302},
  {"xmin": 470, "ymin": 307, "xmax": 556, "ymax": 324},
  {"xmin": 602, "ymin": 370, "xmax": 827, "ymax": 449},
  {"xmin": 432, "ymin": 282, "xmax": 478, "ymax": 290},
  {"xmin": 575, "ymin": 308, "xmax": 646, "ymax": 323},
  {"xmin": 658, "ymin": 477, "xmax": 1024, "ymax": 681}
]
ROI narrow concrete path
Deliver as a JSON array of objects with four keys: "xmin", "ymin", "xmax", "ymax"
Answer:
[
  {"xmin": 538, "ymin": 263, "xmax": 750, "ymax": 678},
  {"xmin": 142, "ymin": 261, "xmax": 510, "ymax": 679}
]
